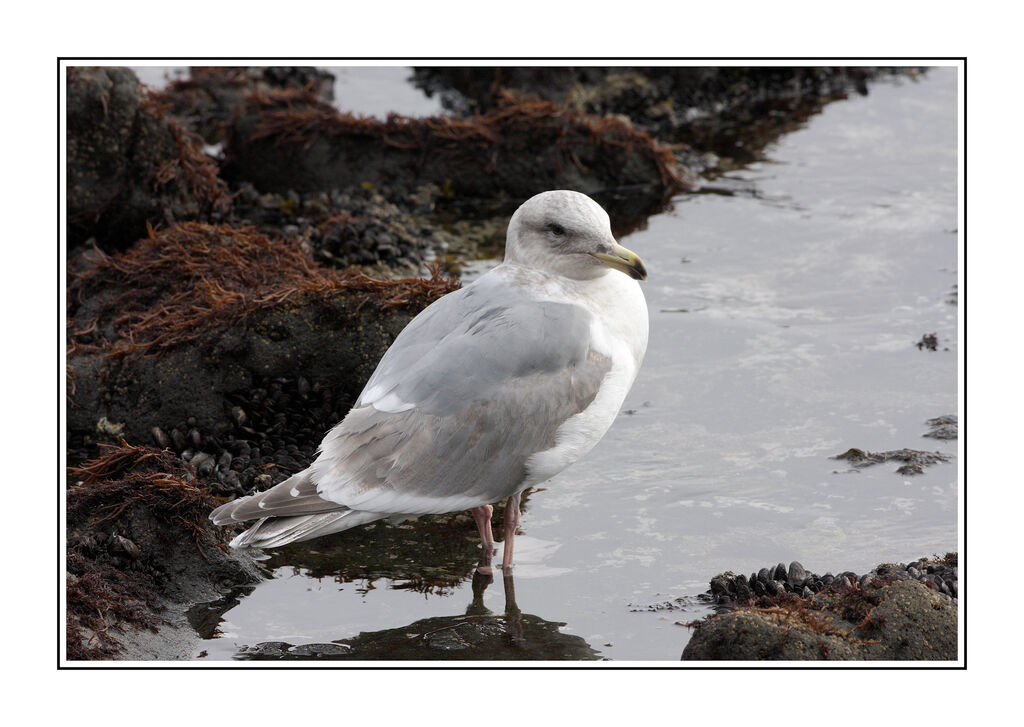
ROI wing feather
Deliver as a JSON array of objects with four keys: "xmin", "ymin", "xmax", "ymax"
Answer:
[{"xmin": 308, "ymin": 275, "xmax": 612, "ymax": 514}]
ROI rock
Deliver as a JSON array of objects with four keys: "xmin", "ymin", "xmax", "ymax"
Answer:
[
  {"xmin": 222, "ymin": 88, "xmax": 689, "ymax": 208},
  {"xmin": 411, "ymin": 66, "xmax": 917, "ymax": 171},
  {"xmin": 831, "ymin": 447, "xmax": 950, "ymax": 475},
  {"xmin": 710, "ymin": 577, "xmax": 732, "ymax": 596},
  {"xmin": 923, "ymin": 415, "xmax": 958, "ymax": 440},
  {"xmin": 67, "ymin": 223, "xmax": 459, "ymax": 472},
  {"xmin": 683, "ymin": 580, "xmax": 956, "ymax": 661},
  {"xmin": 66, "ymin": 443, "xmax": 263, "ymax": 660},
  {"xmin": 916, "ymin": 333, "xmax": 939, "ymax": 351},
  {"xmin": 237, "ymin": 612, "xmax": 599, "ymax": 661},
  {"xmin": 66, "ymin": 67, "xmax": 228, "ymax": 250},
  {"xmin": 787, "ymin": 561, "xmax": 807, "ymax": 587},
  {"xmin": 153, "ymin": 66, "xmax": 336, "ymax": 144},
  {"xmin": 240, "ymin": 642, "xmax": 291, "ymax": 658}
]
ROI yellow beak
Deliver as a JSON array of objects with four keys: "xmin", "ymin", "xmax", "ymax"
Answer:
[{"xmin": 591, "ymin": 242, "xmax": 648, "ymax": 281}]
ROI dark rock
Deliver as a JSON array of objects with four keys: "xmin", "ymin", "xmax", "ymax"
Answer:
[
  {"xmin": 222, "ymin": 89, "xmax": 689, "ymax": 209},
  {"xmin": 238, "ymin": 612, "xmax": 599, "ymax": 661},
  {"xmin": 66, "ymin": 443, "xmax": 262, "ymax": 660},
  {"xmin": 241, "ymin": 641, "xmax": 291, "ymax": 658},
  {"xmin": 683, "ymin": 580, "xmax": 956, "ymax": 661},
  {"xmin": 710, "ymin": 577, "xmax": 732, "ymax": 596},
  {"xmin": 412, "ymin": 66, "xmax": 917, "ymax": 173},
  {"xmin": 67, "ymin": 223, "xmax": 459, "ymax": 467},
  {"xmin": 154, "ymin": 66, "xmax": 336, "ymax": 144},
  {"xmin": 923, "ymin": 415, "xmax": 958, "ymax": 440},
  {"xmin": 286, "ymin": 643, "xmax": 354, "ymax": 658},
  {"xmin": 67, "ymin": 67, "xmax": 228, "ymax": 250},
  {"xmin": 832, "ymin": 447, "xmax": 950, "ymax": 475},
  {"xmin": 916, "ymin": 333, "xmax": 939, "ymax": 351}
]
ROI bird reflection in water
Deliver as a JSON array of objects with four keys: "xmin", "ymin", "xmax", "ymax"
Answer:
[{"xmin": 192, "ymin": 528, "xmax": 596, "ymax": 660}]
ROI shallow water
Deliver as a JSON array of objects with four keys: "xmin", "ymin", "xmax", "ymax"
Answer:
[{"xmin": 191, "ymin": 66, "xmax": 959, "ymax": 661}]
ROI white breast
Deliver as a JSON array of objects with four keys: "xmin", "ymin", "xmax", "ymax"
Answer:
[{"xmin": 523, "ymin": 271, "xmax": 648, "ymax": 487}]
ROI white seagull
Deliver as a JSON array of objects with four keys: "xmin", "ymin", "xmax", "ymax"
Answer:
[{"xmin": 210, "ymin": 190, "xmax": 649, "ymax": 567}]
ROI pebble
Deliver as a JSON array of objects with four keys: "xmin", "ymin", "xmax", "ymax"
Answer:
[
  {"xmin": 192, "ymin": 452, "xmax": 215, "ymax": 477},
  {"xmin": 221, "ymin": 470, "xmax": 241, "ymax": 491},
  {"xmin": 152, "ymin": 426, "xmax": 171, "ymax": 449}
]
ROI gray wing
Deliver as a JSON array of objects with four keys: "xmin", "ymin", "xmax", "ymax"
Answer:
[{"xmin": 308, "ymin": 275, "xmax": 612, "ymax": 514}]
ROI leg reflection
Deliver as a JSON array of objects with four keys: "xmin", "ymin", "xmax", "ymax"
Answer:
[
  {"xmin": 466, "ymin": 552, "xmax": 523, "ymax": 642},
  {"xmin": 502, "ymin": 570, "xmax": 523, "ymax": 643},
  {"xmin": 466, "ymin": 561, "xmax": 494, "ymax": 616}
]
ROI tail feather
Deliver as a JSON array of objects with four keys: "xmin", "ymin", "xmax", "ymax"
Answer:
[
  {"xmin": 227, "ymin": 509, "xmax": 386, "ymax": 549},
  {"xmin": 210, "ymin": 470, "xmax": 335, "ymax": 526}
]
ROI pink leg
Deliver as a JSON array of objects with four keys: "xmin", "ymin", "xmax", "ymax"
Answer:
[
  {"xmin": 501, "ymin": 492, "xmax": 521, "ymax": 570},
  {"xmin": 472, "ymin": 504, "xmax": 495, "ymax": 576},
  {"xmin": 471, "ymin": 504, "xmax": 495, "ymax": 552}
]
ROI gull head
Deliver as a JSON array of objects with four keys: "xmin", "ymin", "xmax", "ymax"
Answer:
[{"xmin": 504, "ymin": 190, "xmax": 648, "ymax": 282}]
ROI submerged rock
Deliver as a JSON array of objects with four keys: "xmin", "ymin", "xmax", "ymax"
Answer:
[
  {"xmin": 831, "ymin": 447, "xmax": 951, "ymax": 475},
  {"xmin": 923, "ymin": 415, "xmax": 958, "ymax": 440},
  {"xmin": 234, "ymin": 610, "xmax": 599, "ymax": 661}
]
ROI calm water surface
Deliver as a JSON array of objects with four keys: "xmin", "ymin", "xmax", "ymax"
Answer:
[{"xmin": 187, "ymin": 67, "xmax": 959, "ymax": 661}]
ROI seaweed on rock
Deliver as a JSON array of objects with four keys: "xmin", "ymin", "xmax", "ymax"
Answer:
[
  {"xmin": 66, "ymin": 442, "xmax": 261, "ymax": 660},
  {"xmin": 222, "ymin": 88, "xmax": 690, "ymax": 204},
  {"xmin": 67, "ymin": 221, "xmax": 459, "ymax": 358}
]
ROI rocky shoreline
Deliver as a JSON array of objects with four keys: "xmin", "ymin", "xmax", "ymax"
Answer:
[{"xmin": 64, "ymin": 64, "xmax": 932, "ymax": 661}]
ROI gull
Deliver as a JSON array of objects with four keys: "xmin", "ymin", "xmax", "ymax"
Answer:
[{"xmin": 211, "ymin": 190, "xmax": 649, "ymax": 568}]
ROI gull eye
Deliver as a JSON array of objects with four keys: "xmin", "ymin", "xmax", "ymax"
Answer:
[{"xmin": 545, "ymin": 222, "xmax": 566, "ymax": 237}]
